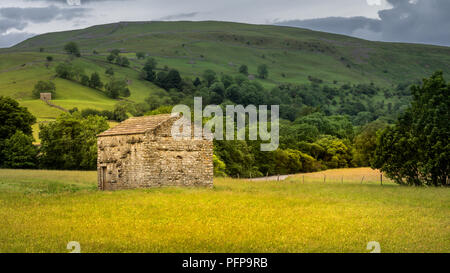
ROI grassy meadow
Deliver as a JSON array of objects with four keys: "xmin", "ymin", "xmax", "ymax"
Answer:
[{"xmin": 0, "ymin": 168, "xmax": 448, "ymax": 253}]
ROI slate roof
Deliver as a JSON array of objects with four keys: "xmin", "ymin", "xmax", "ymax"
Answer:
[{"xmin": 97, "ymin": 114, "xmax": 175, "ymax": 137}]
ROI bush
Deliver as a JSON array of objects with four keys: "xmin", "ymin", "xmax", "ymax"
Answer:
[
  {"xmin": 105, "ymin": 78, "xmax": 129, "ymax": 99},
  {"xmin": 136, "ymin": 52, "xmax": 146, "ymax": 59},
  {"xmin": 39, "ymin": 113, "xmax": 109, "ymax": 170},
  {"xmin": 257, "ymin": 64, "xmax": 268, "ymax": 79},
  {"xmin": 145, "ymin": 105, "xmax": 172, "ymax": 116},
  {"xmin": 64, "ymin": 42, "xmax": 81, "ymax": 57},
  {"xmin": 116, "ymin": 56, "xmax": 130, "ymax": 67},
  {"xmin": 2, "ymin": 130, "xmax": 37, "ymax": 169},
  {"xmin": 80, "ymin": 74, "xmax": 90, "ymax": 86},
  {"xmin": 55, "ymin": 63, "xmax": 75, "ymax": 80},
  {"xmin": 213, "ymin": 155, "xmax": 227, "ymax": 177},
  {"xmin": 105, "ymin": 67, "xmax": 114, "ymax": 76},
  {"xmin": 113, "ymin": 105, "xmax": 128, "ymax": 122},
  {"xmin": 89, "ymin": 72, "xmax": 103, "ymax": 89},
  {"xmin": 32, "ymin": 81, "xmax": 56, "ymax": 99},
  {"xmin": 239, "ymin": 64, "xmax": 248, "ymax": 75}
]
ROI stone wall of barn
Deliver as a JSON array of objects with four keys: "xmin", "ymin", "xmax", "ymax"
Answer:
[{"xmin": 97, "ymin": 118, "xmax": 213, "ymax": 190}]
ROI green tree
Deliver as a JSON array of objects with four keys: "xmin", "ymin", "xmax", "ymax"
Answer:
[
  {"xmin": 105, "ymin": 67, "xmax": 114, "ymax": 76},
  {"xmin": 110, "ymin": 49, "xmax": 121, "ymax": 56},
  {"xmin": 116, "ymin": 56, "xmax": 130, "ymax": 67},
  {"xmin": 144, "ymin": 57, "xmax": 157, "ymax": 70},
  {"xmin": 105, "ymin": 78, "xmax": 129, "ymax": 99},
  {"xmin": 165, "ymin": 69, "xmax": 182, "ymax": 90},
  {"xmin": 213, "ymin": 140, "xmax": 257, "ymax": 178},
  {"xmin": 257, "ymin": 64, "xmax": 268, "ymax": 79},
  {"xmin": 141, "ymin": 58, "xmax": 157, "ymax": 82},
  {"xmin": 145, "ymin": 90, "xmax": 172, "ymax": 110},
  {"xmin": 372, "ymin": 72, "xmax": 449, "ymax": 186},
  {"xmin": 353, "ymin": 120, "xmax": 387, "ymax": 166},
  {"xmin": 213, "ymin": 154, "xmax": 227, "ymax": 177},
  {"xmin": 64, "ymin": 42, "xmax": 81, "ymax": 57},
  {"xmin": 221, "ymin": 74, "xmax": 234, "ymax": 89},
  {"xmin": 239, "ymin": 64, "xmax": 248, "ymax": 75},
  {"xmin": 2, "ymin": 130, "xmax": 37, "ymax": 169},
  {"xmin": 202, "ymin": 69, "xmax": 217, "ymax": 87},
  {"xmin": 89, "ymin": 72, "xmax": 103, "ymax": 89},
  {"xmin": 136, "ymin": 52, "xmax": 146, "ymax": 59},
  {"xmin": 193, "ymin": 77, "xmax": 202, "ymax": 87},
  {"xmin": 225, "ymin": 84, "xmax": 242, "ymax": 103},
  {"xmin": 39, "ymin": 113, "xmax": 109, "ymax": 170},
  {"xmin": 314, "ymin": 135, "xmax": 353, "ymax": 169},
  {"xmin": 0, "ymin": 97, "xmax": 36, "ymax": 166},
  {"xmin": 107, "ymin": 54, "xmax": 116, "ymax": 63},
  {"xmin": 55, "ymin": 63, "xmax": 75, "ymax": 80},
  {"xmin": 112, "ymin": 105, "xmax": 128, "ymax": 122},
  {"xmin": 80, "ymin": 74, "xmax": 90, "ymax": 86},
  {"xmin": 32, "ymin": 81, "xmax": 56, "ymax": 98}
]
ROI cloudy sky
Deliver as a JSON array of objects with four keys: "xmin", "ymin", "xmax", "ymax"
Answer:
[{"xmin": 0, "ymin": 0, "xmax": 449, "ymax": 48}]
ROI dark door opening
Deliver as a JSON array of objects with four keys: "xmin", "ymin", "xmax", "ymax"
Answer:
[{"xmin": 101, "ymin": 166, "xmax": 107, "ymax": 190}]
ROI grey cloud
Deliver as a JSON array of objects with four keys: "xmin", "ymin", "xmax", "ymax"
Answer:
[
  {"xmin": 0, "ymin": 18, "xmax": 27, "ymax": 33},
  {"xmin": 160, "ymin": 12, "xmax": 199, "ymax": 21},
  {"xmin": 26, "ymin": 0, "xmax": 126, "ymax": 4},
  {"xmin": 0, "ymin": 32, "xmax": 35, "ymax": 48},
  {"xmin": 0, "ymin": 5, "xmax": 87, "ymax": 24},
  {"xmin": 277, "ymin": 0, "xmax": 450, "ymax": 46},
  {"xmin": 377, "ymin": 0, "xmax": 450, "ymax": 45},
  {"xmin": 278, "ymin": 16, "xmax": 381, "ymax": 38}
]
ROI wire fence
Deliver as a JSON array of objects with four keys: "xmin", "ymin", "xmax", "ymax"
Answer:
[{"xmin": 249, "ymin": 168, "xmax": 394, "ymax": 186}]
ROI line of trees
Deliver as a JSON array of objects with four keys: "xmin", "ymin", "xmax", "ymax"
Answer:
[
  {"xmin": 107, "ymin": 49, "xmax": 130, "ymax": 67},
  {"xmin": 238, "ymin": 64, "xmax": 268, "ymax": 79},
  {"xmin": 0, "ymin": 97, "xmax": 109, "ymax": 170},
  {"xmin": 55, "ymin": 62, "xmax": 130, "ymax": 99}
]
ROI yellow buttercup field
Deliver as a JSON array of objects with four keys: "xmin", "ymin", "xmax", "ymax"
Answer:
[{"xmin": 0, "ymin": 168, "xmax": 448, "ymax": 253}]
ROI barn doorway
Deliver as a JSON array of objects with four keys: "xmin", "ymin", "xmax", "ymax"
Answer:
[{"xmin": 101, "ymin": 166, "xmax": 107, "ymax": 190}]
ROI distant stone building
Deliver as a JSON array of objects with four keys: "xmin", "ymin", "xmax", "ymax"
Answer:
[
  {"xmin": 40, "ymin": 93, "xmax": 52, "ymax": 101},
  {"xmin": 96, "ymin": 114, "xmax": 213, "ymax": 190}
]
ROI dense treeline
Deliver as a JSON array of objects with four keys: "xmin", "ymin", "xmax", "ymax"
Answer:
[
  {"xmin": 132, "ymin": 55, "xmax": 414, "ymax": 178},
  {"xmin": 139, "ymin": 59, "xmax": 412, "ymax": 125},
  {"xmin": 55, "ymin": 61, "xmax": 130, "ymax": 100},
  {"xmin": 0, "ymin": 96, "xmax": 109, "ymax": 170}
]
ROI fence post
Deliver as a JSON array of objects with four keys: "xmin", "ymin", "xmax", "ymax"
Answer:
[
  {"xmin": 324, "ymin": 175, "xmax": 326, "ymax": 184},
  {"xmin": 277, "ymin": 175, "xmax": 280, "ymax": 182},
  {"xmin": 361, "ymin": 176, "xmax": 365, "ymax": 185},
  {"xmin": 380, "ymin": 173, "xmax": 383, "ymax": 186}
]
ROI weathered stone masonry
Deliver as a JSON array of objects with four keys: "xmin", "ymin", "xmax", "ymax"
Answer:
[{"xmin": 97, "ymin": 114, "xmax": 213, "ymax": 190}]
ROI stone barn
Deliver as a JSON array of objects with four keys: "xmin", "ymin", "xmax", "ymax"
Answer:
[
  {"xmin": 40, "ymin": 93, "xmax": 52, "ymax": 101},
  {"xmin": 97, "ymin": 114, "xmax": 213, "ymax": 190}
]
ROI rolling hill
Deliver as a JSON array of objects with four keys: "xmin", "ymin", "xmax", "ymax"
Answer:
[{"xmin": 0, "ymin": 21, "xmax": 449, "ymax": 124}]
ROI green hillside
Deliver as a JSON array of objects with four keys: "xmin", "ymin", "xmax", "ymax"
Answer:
[{"xmin": 0, "ymin": 20, "xmax": 449, "ymax": 121}]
